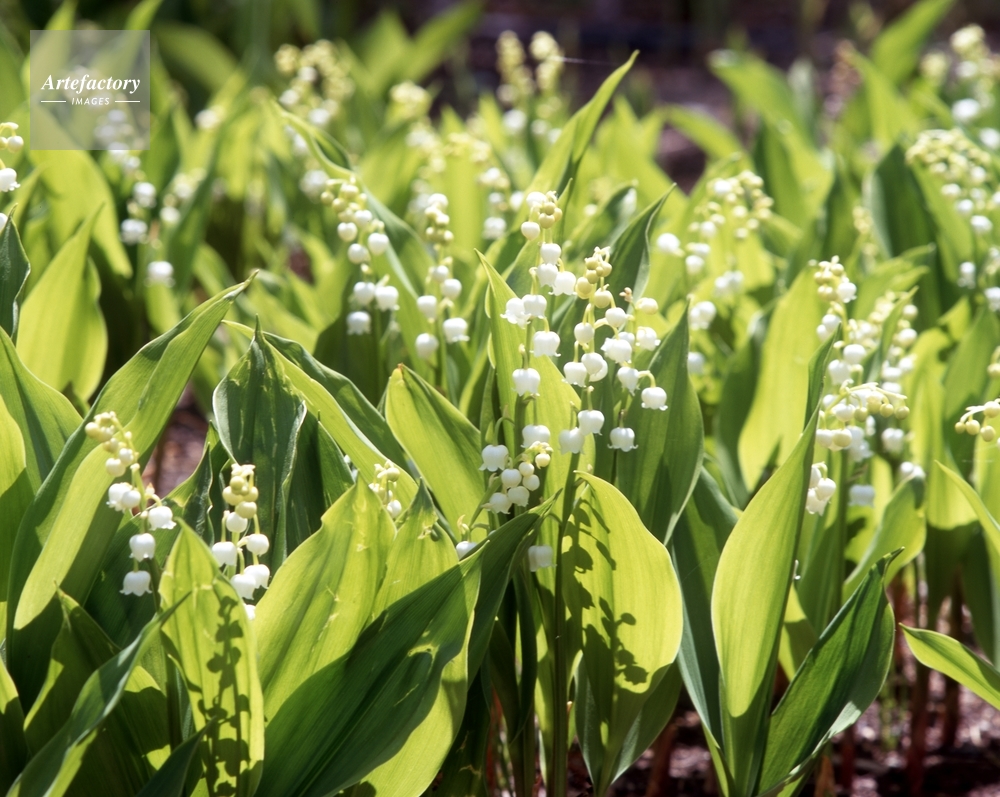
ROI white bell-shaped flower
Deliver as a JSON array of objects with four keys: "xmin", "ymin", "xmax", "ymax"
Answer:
[
  {"xmin": 487, "ymin": 492, "xmax": 512, "ymax": 514},
  {"xmin": 610, "ymin": 426, "xmax": 637, "ymax": 451},
  {"xmin": 212, "ymin": 541, "xmax": 238, "ymax": 567},
  {"xmin": 245, "ymin": 563, "xmax": 270, "ymax": 589},
  {"xmin": 456, "ymin": 540, "xmax": 477, "ymax": 558},
  {"xmin": 689, "ymin": 301, "xmax": 717, "ymax": 331},
  {"xmin": 375, "ymin": 285, "xmax": 399, "ymax": 311},
  {"xmin": 442, "ymin": 278, "xmax": 462, "ymax": 299},
  {"xmin": 815, "ymin": 477, "xmax": 836, "ymax": 501},
  {"xmin": 347, "ymin": 243, "xmax": 370, "ymax": 264},
  {"xmin": 508, "ymin": 485, "xmax": 530, "ymax": 507},
  {"xmin": 481, "ymin": 444, "xmax": 509, "ymax": 471},
  {"xmin": 346, "ymin": 311, "xmax": 371, "ymax": 335},
  {"xmin": 106, "ymin": 458, "xmax": 127, "ymax": 477},
  {"xmin": 636, "ymin": 327, "xmax": 660, "ymax": 352},
  {"xmin": 129, "ymin": 533, "xmax": 156, "ymax": 561},
  {"xmin": 368, "ymin": 232, "xmax": 390, "ymax": 255},
  {"xmin": 523, "ymin": 474, "xmax": 541, "ymax": 490},
  {"xmin": 577, "ymin": 410, "xmax": 605, "ymax": 435},
  {"xmin": 502, "ymin": 297, "xmax": 529, "ymax": 327},
  {"xmin": 386, "ymin": 499, "xmax": 402, "ymax": 518},
  {"xmin": 574, "ymin": 323, "xmax": 595, "ymax": 345},
  {"xmin": 828, "ymin": 359, "xmax": 852, "ymax": 384},
  {"xmin": 148, "ymin": 505, "xmax": 175, "ymax": 530},
  {"xmin": 849, "ymin": 484, "xmax": 876, "ymax": 507},
  {"xmin": 559, "ymin": 427, "xmax": 585, "ymax": 454},
  {"xmin": 581, "ymin": 352, "xmax": 608, "ymax": 381},
  {"xmin": 522, "ymin": 425, "xmax": 550, "ymax": 447},
  {"xmin": 527, "ymin": 544, "xmax": 553, "ymax": 571},
  {"xmin": 540, "ymin": 242, "xmax": 561, "ymax": 264},
  {"xmin": 617, "ymin": 366, "xmax": 640, "ymax": 393},
  {"xmin": 553, "ymin": 271, "xmax": 576, "ymax": 295},
  {"xmin": 656, "ymin": 232, "xmax": 681, "ymax": 255},
  {"xmin": 443, "ymin": 318, "xmax": 469, "ymax": 343},
  {"xmin": 564, "ymin": 361, "xmax": 587, "ymax": 386},
  {"xmin": 603, "ymin": 337, "xmax": 632, "ymax": 364},
  {"xmin": 537, "ymin": 263, "xmax": 559, "ymax": 288},
  {"xmin": 225, "ymin": 511, "xmax": 249, "ymax": 534},
  {"xmin": 521, "ymin": 221, "xmax": 541, "ymax": 240},
  {"xmin": 687, "ymin": 352, "xmax": 705, "ymax": 375},
  {"xmin": 338, "ymin": 222, "xmax": 358, "ymax": 241},
  {"xmin": 533, "ymin": 330, "xmax": 560, "ymax": 357},
  {"xmin": 522, "ymin": 294, "xmax": 547, "ymax": 317},
  {"xmin": 641, "ymin": 386, "xmax": 668, "ymax": 410},
  {"xmin": 430, "ymin": 265, "xmax": 450, "ymax": 283},
  {"xmin": 842, "ymin": 344, "xmax": 866, "ymax": 365},
  {"xmin": 512, "ymin": 367, "xmax": 540, "ymax": 396},
  {"xmin": 353, "ymin": 281, "xmax": 376, "ymax": 306},
  {"xmin": 245, "ymin": 533, "xmax": 270, "ymax": 556},
  {"xmin": 244, "ymin": 603, "xmax": 256, "ymax": 621},
  {"xmin": 146, "ymin": 261, "xmax": 175, "ymax": 287},
  {"xmin": 231, "ymin": 573, "xmax": 257, "ymax": 599},
  {"xmin": 417, "ymin": 295, "xmax": 438, "ymax": 320},
  {"xmin": 604, "ymin": 307, "xmax": 628, "ymax": 328},
  {"xmin": 108, "ymin": 482, "xmax": 142, "ymax": 512},
  {"xmin": 121, "ymin": 570, "xmax": 152, "ymax": 596},
  {"xmin": 881, "ymin": 427, "xmax": 905, "ymax": 454},
  {"xmin": 805, "ymin": 489, "xmax": 829, "ymax": 515},
  {"xmin": 501, "ymin": 468, "xmax": 522, "ymax": 489},
  {"xmin": 416, "ymin": 333, "xmax": 440, "ymax": 360}
]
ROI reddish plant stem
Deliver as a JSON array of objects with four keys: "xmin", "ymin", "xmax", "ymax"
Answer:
[{"xmin": 644, "ymin": 721, "xmax": 678, "ymax": 797}]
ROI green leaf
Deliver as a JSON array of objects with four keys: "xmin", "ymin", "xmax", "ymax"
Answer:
[
  {"xmin": 663, "ymin": 105, "xmax": 745, "ymax": 161},
  {"xmin": 903, "ymin": 625, "xmax": 1000, "ymax": 709},
  {"xmin": 16, "ymin": 207, "xmax": 107, "ymax": 399},
  {"xmin": 568, "ymin": 474, "xmax": 684, "ymax": 795},
  {"xmin": 760, "ymin": 555, "xmax": 897, "ymax": 792},
  {"xmin": 6, "ymin": 281, "xmax": 248, "ymax": 705},
  {"xmin": 30, "ymin": 150, "xmax": 131, "ymax": 278},
  {"xmin": 134, "ymin": 727, "xmax": 207, "ymax": 797},
  {"xmin": 386, "ymin": 365, "xmax": 483, "ymax": 534},
  {"xmin": 214, "ymin": 327, "xmax": 307, "ymax": 563},
  {"xmin": 6, "ymin": 606, "xmax": 172, "ymax": 797},
  {"xmin": 870, "ymin": 0, "xmax": 954, "ymax": 85},
  {"xmin": 712, "ymin": 392, "xmax": 821, "ymax": 794},
  {"xmin": 350, "ymin": 487, "xmax": 465, "ymax": 797},
  {"xmin": 937, "ymin": 462, "xmax": 1000, "ymax": 558},
  {"xmin": 254, "ymin": 481, "xmax": 394, "ymax": 716},
  {"xmin": 844, "ymin": 479, "xmax": 925, "ymax": 598},
  {"xmin": 257, "ymin": 556, "xmax": 480, "ymax": 797},
  {"xmin": 0, "ymin": 658, "xmax": 27, "ymax": 793},
  {"xmin": 158, "ymin": 525, "xmax": 264, "ymax": 797},
  {"xmin": 867, "ymin": 145, "xmax": 935, "ymax": 258},
  {"xmin": 401, "ymin": 1, "xmax": 482, "ymax": 84},
  {"xmin": 738, "ymin": 267, "xmax": 826, "ymax": 490},
  {"xmin": 616, "ymin": 311, "xmax": 703, "ymax": 543},
  {"xmin": 155, "ymin": 23, "xmax": 240, "ymax": 94},
  {"xmin": 848, "ymin": 52, "xmax": 920, "ymax": 149},
  {"xmin": 0, "ymin": 211, "xmax": 30, "ymax": 339}
]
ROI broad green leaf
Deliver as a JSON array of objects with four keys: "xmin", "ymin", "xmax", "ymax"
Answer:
[
  {"xmin": 848, "ymin": 52, "xmax": 920, "ymax": 149},
  {"xmin": 30, "ymin": 150, "xmax": 131, "ymax": 278},
  {"xmin": 402, "ymin": 1, "xmax": 482, "ymax": 84},
  {"xmin": 0, "ymin": 212, "xmax": 30, "ymax": 339},
  {"xmin": 738, "ymin": 268, "xmax": 825, "ymax": 489},
  {"xmin": 16, "ymin": 208, "xmax": 107, "ymax": 399},
  {"xmin": 938, "ymin": 462, "xmax": 1000, "ymax": 559},
  {"xmin": 386, "ymin": 365, "xmax": 482, "ymax": 533},
  {"xmin": 351, "ymin": 487, "xmax": 464, "ymax": 797},
  {"xmin": 867, "ymin": 145, "xmax": 935, "ymax": 258},
  {"xmin": 760, "ymin": 555, "xmax": 896, "ymax": 792},
  {"xmin": 134, "ymin": 728, "xmax": 207, "ymax": 797},
  {"xmin": 713, "ymin": 401, "xmax": 820, "ymax": 794},
  {"xmin": 671, "ymin": 469, "xmax": 737, "ymax": 741},
  {"xmin": 664, "ymin": 105, "xmax": 745, "ymax": 161},
  {"xmin": 870, "ymin": 0, "xmax": 954, "ymax": 85},
  {"xmin": 6, "ymin": 281, "xmax": 248, "ymax": 704},
  {"xmin": 155, "ymin": 23, "xmax": 240, "ymax": 94},
  {"xmin": 844, "ymin": 479, "xmax": 925, "ymax": 598},
  {"xmin": 255, "ymin": 481, "xmax": 394, "ymax": 716},
  {"xmin": 569, "ymin": 474, "xmax": 684, "ymax": 796},
  {"xmin": 257, "ymin": 556, "xmax": 480, "ymax": 797},
  {"xmin": 0, "ymin": 658, "xmax": 27, "ymax": 793},
  {"xmin": 214, "ymin": 327, "xmax": 307, "ymax": 563},
  {"xmin": 6, "ymin": 606, "xmax": 172, "ymax": 797},
  {"xmin": 616, "ymin": 311, "xmax": 703, "ymax": 543},
  {"xmin": 0, "ymin": 395, "xmax": 30, "ymax": 639},
  {"xmin": 903, "ymin": 625, "xmax": 1000, "ymax": 710},
  {"xmin": 159, "ymin": 525, "xmax": 264, "ymax": 797},
  {"xmin": 607, "ymin": 192, "xmax": 668, "ymax": 301}
]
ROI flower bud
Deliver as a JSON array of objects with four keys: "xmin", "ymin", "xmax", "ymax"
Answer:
[
  {"xmin": 512, "ymin": 367, "xmax": 541, "ymax": 396},
  {"xmin": 522, "ymin": 425, "xmax": 550, "ymax": 447},
  {"xmin": 521, "ymin": 221, "xmax": 541, "ymax": 240},
  {"xmin": 592, "ymin": 289, "xmax": 613, "ymax": 308},
  {"xmin": 236, "ymin": 501, "xmax": 257, "ymax": 519},
  {"xmin": 225, "ymin": 511, "xmax": 249, "ymax": 534},
  {"xmin": 574, "ymin": 323, "xmax": 595, "ymax": 345},
  {"xmin": 842, "ymin": 344, "xmax": 866, "ymax": 365},
  {"xmin": 657, "ymin": 232, "xmax": 681, "ymax": 255},
  {"xmin": 386, "ymin": 499, "xmax": 402, "ymax": 518},
  {"xmin": 368, "ymin": 232, "xmax": 390, "ymax": 255},
  {"xmin": 106, "ymin": 458, "xmax": 126, "ymax": 477},
  {"xmin": 347, "ymin": 243, "xmax": 370, "ymax": 264},
  {"xmin": 501, "ymin": 468, "xmax": 522, "ymax": 489},
  {"xmin": 523, "ymin": 474, "xmax": 541, "ymax": 490},
  {"xmin": 635, "ymin": 297, "xmax": 658, "ymax": 314},
  {"xmin": 415, "ymin": 333, "xmax": 439, "ymax": 360},
  {"xmin": 417, "ymin": 295, "xmax": 438, "ymax": 321},
  {"xmin": 456, "ymin": 540, "xmax": 477, "ymax": 558},
  {"xmin": 338, "ymin": 222, "xmax": 358, "ymax": 241},
  {"xmin": 535, "ymin": 452, "xmax": 551, "ymax": 468},
  {"xmin": 245, "ymin": 533, "xmax": 269, "ymax": 555}
]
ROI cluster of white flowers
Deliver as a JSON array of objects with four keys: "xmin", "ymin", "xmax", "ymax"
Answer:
[
  {"xmin": 388, "ymin": 81, "xmax": 432, "ymax": 124},
  {"xmin": 275, "ymin": 40, "xmax": 354, "ymax": 127},
  {"xmin": 369, "ymin": 461, "xmax": 403, "ymax": 519},
  {"xmin": 656, "ymin": 171, "xmax": 771, "ymax": 280},
  {"xmin": 495, "ymin": 31, "xmax": 564, "ymax": 136},
  {"xmin": 921, "ymin": 26, "xmax": 999, "ymax": 136},
  {"xmin": 907, "ymin": 129, "xmax": 996, "ymax": 236},
  {"xmin": 480, "ymin": 439, "xmax": 548, "ymax": 515},
  {"xmin": 479, "ymin": 165, "xmax": 511, "ymax": 241},
  {"xmin": 88, "ymin": 412, "xmax": 177, "ymax": 598},
  {"xmin": 0, "ymin": 122, "xmax": 23, "ymax": 193},
  {"xmin": 806, "ymin": 464, "xmax": 837, "ymax": 514},
  {"xmin": 207, "ymin": 464, "xmax": 268, "ymax": 620}
]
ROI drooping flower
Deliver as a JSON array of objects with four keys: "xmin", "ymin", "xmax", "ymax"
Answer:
[
  {"xmin": 121, "ymin": 570, "xmax": 152, "ymax": 596},
  {"xmin": 610, "ymin": 426, "xmax": 637, "ymax": 451},
  {"xmin": 641, "ymin": 386, "xmax": 668, "ymax": 411},
  {"xmin": 481, "ymin": 444, "xmax": 509, "ymax": 471},
  {"xmin": 129, "ymin": 533, "xmax": 156, "ymax": 561}
]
